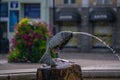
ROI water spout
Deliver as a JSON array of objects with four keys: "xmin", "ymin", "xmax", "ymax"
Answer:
[{"xmin": 73, "ymin": 32, "xmax": 120, "ymax": 61}]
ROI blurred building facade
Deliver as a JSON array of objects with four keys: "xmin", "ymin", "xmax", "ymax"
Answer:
[
  {"xmin": 50, "ymin": 0, "xmax": 120, "ymax": 53},
  {"xmin": 1, "ymin": 0, "xmax": 120, "ymax": 53},
  {"xmin": 0, "ymin": 0, "xmax": 50, "ymax": 53}
]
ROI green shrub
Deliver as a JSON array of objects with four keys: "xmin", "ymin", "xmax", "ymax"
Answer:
[{"xmin": 8, "ymin": 18, "xmax": 55, "ymax": 63}]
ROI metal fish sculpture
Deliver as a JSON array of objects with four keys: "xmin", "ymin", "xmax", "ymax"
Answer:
[
  {"xmin": 40, "ymin": 31, "xmax": 73, "ymax": 66},
  {"xmin": 40, "ymin": 31, "xmax": 119, "ymax": 66}
]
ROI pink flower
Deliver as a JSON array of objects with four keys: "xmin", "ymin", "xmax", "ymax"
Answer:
[
  {"xmin": 35, "ymin": 34, "xmax": 41, "ymax": 39},
  {"xmin": 11, "ymin": 38, "xmax": 18, "ymax": 47},
  {"xmin": 22, "ymin": 34, "xmax": 30, "ymax": 40}
]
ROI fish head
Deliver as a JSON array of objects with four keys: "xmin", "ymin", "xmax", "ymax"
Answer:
[
  {"xmin": 58, "ymin": 31, "xmax": 73, "ymax": 49},
  {"xmin": 61, "ymin": 31, "xmax": 73, "ymax": 40}
]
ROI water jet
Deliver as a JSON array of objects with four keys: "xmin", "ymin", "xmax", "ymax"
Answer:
[{"xmin": 40, "ymin": 31, "xmax": 120, "ymax": 66}]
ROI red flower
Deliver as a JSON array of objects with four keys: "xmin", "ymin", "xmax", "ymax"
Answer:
[
  {"xmin": 11, "ymin": 38, "xmax": 18, "ymax": 47},
  {"xmin": 28, "ymin": 42, "xmax": 32, "ymax": 49},
  {"xmin": 35, "ymin": 34, "xmax": 41, "ymax": 39}
]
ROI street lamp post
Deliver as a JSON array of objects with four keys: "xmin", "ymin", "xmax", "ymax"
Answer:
[{"xmin": 53, "ymin": 0, "xmax": 56, "ymax": 35}]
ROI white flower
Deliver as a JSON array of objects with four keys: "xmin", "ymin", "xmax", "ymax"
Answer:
[{"xmin": 28, "ymin": 21, "xmax": 33, "ymax": 26}]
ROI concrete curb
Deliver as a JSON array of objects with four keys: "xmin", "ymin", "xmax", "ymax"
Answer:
[
  {"xmin": 0, "ymin": 69, "xmax": 37, "ymax": 75},
  {"xmin": 82, "ymin": 69, "xmax": 120, "ymax": 78},
  {"xmin": 0, "ymin": 73, "xmax": 36, "ymax": 80},
  {"xmin": 0, "ymin": 68, "xmax": 120, "ymax": 80}
]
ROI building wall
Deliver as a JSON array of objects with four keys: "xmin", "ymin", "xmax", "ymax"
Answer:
[
  {"xmin": 1, "ymin": 0, "xmax": 50, "ymax": 40},
  {"xmin": 115, "ymin": 6, "xmax": 120, "ymax": 52},
  {"xmin": 55, "ymin": 0, "xmax": 117, "ymax": 7},
  {"xmin": 0, "ymin": 0, "xmax": 50, "ymax": 52},
  {"xmin": 54, "ymin": 0, "xmax": 120, "ymax": 53}
]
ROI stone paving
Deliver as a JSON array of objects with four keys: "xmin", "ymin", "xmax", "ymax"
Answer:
[
  {"xmin": 0, "ymin": 52, "xmax": 120, "ymax": 70},
  {"xmin": 0, "ymin": 52, "xmax": 120, "ymax": 80}
]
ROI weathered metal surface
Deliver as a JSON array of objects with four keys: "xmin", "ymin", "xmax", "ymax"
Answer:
[
  {"xmin": 37, "ymin": 59, "xmax": 83, "ymax": 80},
  {"xmin": 40, "ymin": 31, "xmax": 73, "ymax": 66}
]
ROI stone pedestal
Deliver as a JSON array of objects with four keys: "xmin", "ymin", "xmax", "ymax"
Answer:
[{"xmin": 36, "ymin": 58, "xmax": 83, "ymax": 80}]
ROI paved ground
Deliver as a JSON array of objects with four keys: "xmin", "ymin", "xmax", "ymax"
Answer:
[
  {"xmin": 0, "ymin": 52, "xmax": 120, "ymax": 70},
  {"xmin": 60, "ymin": 52, "xmax": 120, "ymax": 70}
]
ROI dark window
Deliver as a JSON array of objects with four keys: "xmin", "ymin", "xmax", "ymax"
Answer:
[
  {"xmin": 24, "ymin": 4, "xmax": 40, "ymax": 18},
  {"xmin": 96, "ymin": 0, "xmax": 111, "ymax": 4},
  {"xmin": 0, "ymin": 3, "xmax": 8, "ymax": 17},
  {"xmin": 71, "ymin": 0, "xmax": 75, "ymax": 3},
  {"xmin": 64, "ymin": 0, "xmax": 69, "ymax": 4},
  {"xmin": 63, "ymin": 0, "xmax": 75, "ymax": 4}
]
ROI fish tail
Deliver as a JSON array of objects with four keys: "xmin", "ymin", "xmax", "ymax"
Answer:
[{"xmin": 40, "ymin": 53, "xmax": 55, "ymax": 66}]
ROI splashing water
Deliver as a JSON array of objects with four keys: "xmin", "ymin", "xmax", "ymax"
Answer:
[{"xmin": 73, "ymin": 32, "xmax": 120, "ymax": 61}]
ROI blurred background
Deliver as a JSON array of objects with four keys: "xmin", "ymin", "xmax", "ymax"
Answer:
[{"xmin": 0, "ymin": 0, "xmax": 120, "ymax": 54}]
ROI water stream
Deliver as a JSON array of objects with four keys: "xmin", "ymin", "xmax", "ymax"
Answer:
[{"xmin": 73, "ymin": 32, "xmax": 120, "ymax": 61}]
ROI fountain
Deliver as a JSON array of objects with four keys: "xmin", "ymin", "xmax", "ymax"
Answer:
[
  {"xmin": 37, "ymin": 31, "xmax": 120, "ymax": 80},
  {"xmin": 40, "ymin": 31, "xmax": 120, "ymax": 66}
]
